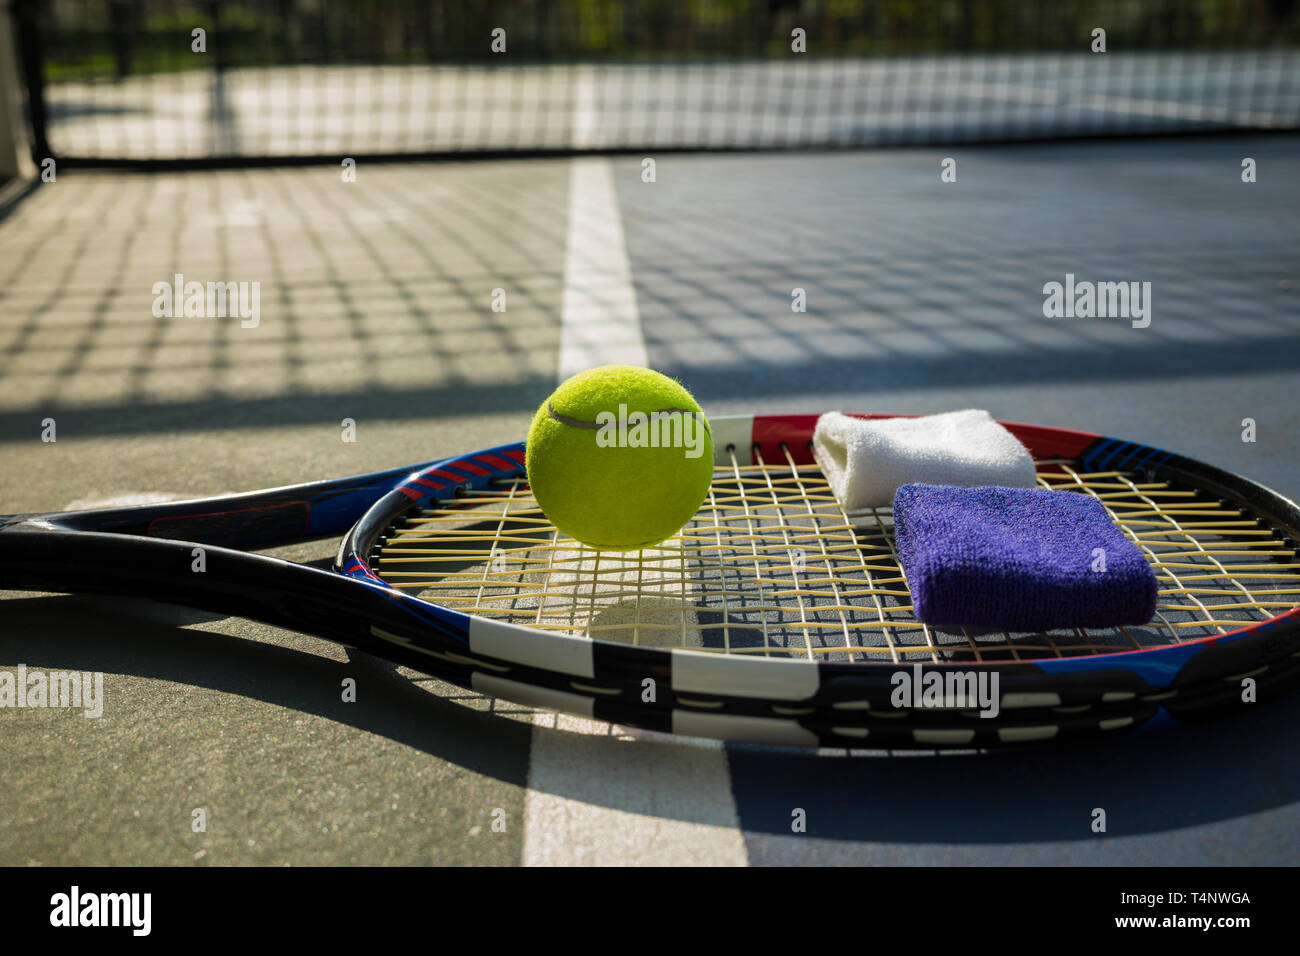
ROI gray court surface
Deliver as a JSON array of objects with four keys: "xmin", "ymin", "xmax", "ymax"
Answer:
[{"xmin": 0, "ymin": 133, "xmax": 1297, "ymax": 865}]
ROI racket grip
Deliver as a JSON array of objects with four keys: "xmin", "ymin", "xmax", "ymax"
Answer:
[{"xmin": 0, "ymin": 526, "xmax": 472, "ymax": 668}]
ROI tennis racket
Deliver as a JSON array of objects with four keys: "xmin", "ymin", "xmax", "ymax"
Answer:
[{"xmin": 2, "ymin": 414, "xmax": 1298, "ymax": 749}]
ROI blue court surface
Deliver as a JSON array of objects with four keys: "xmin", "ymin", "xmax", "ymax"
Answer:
[{"xmin": 1, "ymin": 133, "xmax": 1296, "ymax": 865}]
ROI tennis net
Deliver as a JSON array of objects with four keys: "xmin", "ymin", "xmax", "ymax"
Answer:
[{"xmin": 13, "ymin": 0, "xmax": 1300, "ymax": 164}]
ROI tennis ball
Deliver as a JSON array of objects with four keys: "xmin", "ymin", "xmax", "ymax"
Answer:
[{"xmin": 526, "ymin": 365, "xmax": 714, "ymax": 551}]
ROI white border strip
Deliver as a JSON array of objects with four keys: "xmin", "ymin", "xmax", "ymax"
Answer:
[
  {"xmin": 709, "ymin": 415, "xmax": 755, "ymax": 465},
  {"xmin": 671, "ymin": 649, "xmax": 822, "ymax": 701},
  {"xmin": 673, "ymin": 711, "xmax": 820, "ymax": 747},
  {"xmin": 469, "ymin": 617, "xmax": 595, "ymax": 678},
  {"xmin": 473, "ymin": 674, "xmax": 595, "ymax": 718}
]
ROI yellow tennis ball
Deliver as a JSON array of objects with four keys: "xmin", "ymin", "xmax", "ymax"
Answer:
[{"xmin": 526, "ymin": 365, "xmax": 714, "ymax": 551}]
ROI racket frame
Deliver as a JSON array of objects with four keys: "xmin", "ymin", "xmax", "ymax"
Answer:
[{"xmin": 2, "ymin": 415, "xmax": 1297, "ymax": 747}]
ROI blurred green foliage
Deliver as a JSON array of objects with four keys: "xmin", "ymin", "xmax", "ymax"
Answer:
[{"xmin": 31, "ymin": 0, "xmax": 1299, "ymax": 79}]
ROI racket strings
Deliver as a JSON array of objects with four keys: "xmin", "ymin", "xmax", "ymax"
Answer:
[
  {"xmin": 1045, "ymin": 463, "xmax": 1300, "ymax": 624},
  {"xmin": 371, "ymin": 452, "xmax": 1300, "ymax": 662}
]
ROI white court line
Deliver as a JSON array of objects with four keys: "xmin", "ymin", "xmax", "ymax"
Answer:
[
  {"xmin": 557, "ymin": 159, "xmax": 648, "ymax": 377},
  {"xmin": 525, "ymin": 714, "xmax": 747, "ymax": 866},
  {"xmin": 569, "ymin": 64, "xmax": 601, "ymax": 151},
  {"xmin": 520, "ymin": 157, "xmax": 746, "ymax": 866}
]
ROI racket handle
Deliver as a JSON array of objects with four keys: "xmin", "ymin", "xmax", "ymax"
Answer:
[{"xmin": 0, "ymin": 527, "xmax": 473, "ymax": 671}]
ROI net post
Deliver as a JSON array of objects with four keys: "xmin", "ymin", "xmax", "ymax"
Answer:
[{"xmin": 0, "ymin": 0, "xmax": 36, "ymax": 183}]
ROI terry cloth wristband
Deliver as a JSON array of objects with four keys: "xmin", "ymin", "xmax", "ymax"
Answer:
[
  {"xmin": 812, "ymin": 410, "xmax": 1037, "ymax": 511},
  {"xmin": 892, "ymin": 483, "xmax": 1159, "ymax": 631}
]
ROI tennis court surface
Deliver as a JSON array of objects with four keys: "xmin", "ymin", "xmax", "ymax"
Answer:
[{"xmin": 1, "ymin": 0, "xmax": 1298, "ymax": 869}]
